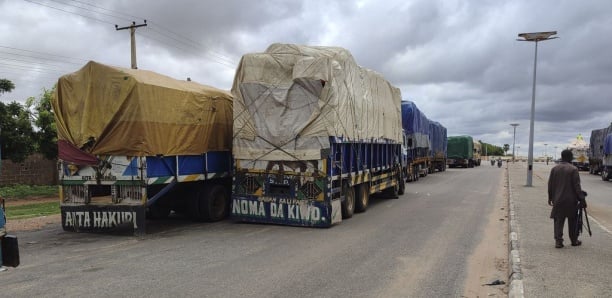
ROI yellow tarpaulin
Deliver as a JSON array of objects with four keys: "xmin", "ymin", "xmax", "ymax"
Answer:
[{"xmin": 53, "ymin": 61, "xmax": 233, "ymax": 156}]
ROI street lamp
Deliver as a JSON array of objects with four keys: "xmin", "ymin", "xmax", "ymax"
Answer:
[
  {"xmin": 517, "ymin": 31, "xmax": 558, "ymax": 186},
  {"xmin": 511, "ymin": 123, "xmax": 519, "ymax": 163},
  {"xmin": 554, "ymin": 146, "xmax": 558, "ymax": 160},
  {"xmin": 544, "ymin": 143, "xmax": 548, "ymax": 164}
]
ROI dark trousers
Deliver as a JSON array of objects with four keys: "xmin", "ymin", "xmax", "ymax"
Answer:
[{"xmin": 554, "ymin": 215, "xmax": 578, "ymax": 243}]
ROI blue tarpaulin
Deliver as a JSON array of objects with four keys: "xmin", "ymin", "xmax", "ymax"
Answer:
[
  {"xmin": 429, "ymin": 121, "xmax": 447, "ymax": 158},
  {"xmin": 401, "ymin": 101, "xmax": 430, "ymax": 149},
  {"xmin": 604, "ymin": 134, "xmax": 612, "ymax": 155}
]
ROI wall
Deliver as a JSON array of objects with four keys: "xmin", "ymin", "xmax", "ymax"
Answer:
[{"xmin": 0, "ymin": 154, "xmax": 57, "ymax": 186}]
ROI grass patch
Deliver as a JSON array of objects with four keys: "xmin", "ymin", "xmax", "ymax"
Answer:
[
  {"xmin": 0, "ymin": 185, "xmax": 58, "ymax": 199},
  {"xmin": 5, "ymin": 201, "xmax": 61, "ymax": 220}
]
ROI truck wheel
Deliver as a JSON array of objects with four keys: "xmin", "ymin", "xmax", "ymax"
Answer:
[
  {"xmin": 201, "ymin": 184, "xmax": 229, "ymax": 222},
  {"xmin": 341, "ymin": 183, "xmax": 355, "ymax": 219},
  {"xmin": 398, "ymin": 173, "xmax": 405, "ymax": 195},
  {"xmin": 355, "ymin": 184, "xmax": 369, "ymax": 213}
]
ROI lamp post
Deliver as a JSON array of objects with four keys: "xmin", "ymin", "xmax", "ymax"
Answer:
[
  {"xmin": 554, "ymin": 146, "xmax": 558, "ymax": 160},
  {"xmin": 517, "ymin": 31, "xmax": 558, "ymax": 186},
  {"xmin": 544, "ymin": 143, "xmax": 548, "ymax": 164},
  {"xmin": 510, "ymin": 123, "xmax": 519, "ymax": 163}
]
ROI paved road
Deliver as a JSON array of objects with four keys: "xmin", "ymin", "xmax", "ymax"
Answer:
[{"xmin": 1, "ymin": 166, "xmax": 506, "ymax": 298}]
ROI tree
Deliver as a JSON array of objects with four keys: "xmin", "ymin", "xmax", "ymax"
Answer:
[
  {"xmin": 503, "ymin": 144, "xmax": 510, "ymax": 156},
  {"xmin": 0, "ymin": 78, "xmax": 15, "ymax": 95},
  {"xmin": 0, "ymin": 101, "xmax": 36, "ymax": 162},
  {"xmin": 26, "ymin": 87, "xmax": 57, "ymax": 160}
]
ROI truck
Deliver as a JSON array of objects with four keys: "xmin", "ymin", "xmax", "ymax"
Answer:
[
  {"xmin": 429, "ymin": 121, "xmax": 447, "ymax": 173},
  {"xmin": 588, "ymin": 124, "xmax": 612, "ymax": 175},
  {"xmin": 447, "ymin": 136, "xmax": 475, "ymax": 168},
  {"xmin": 53, "ymin": 61, "xmax": 233, "ymax": 234},
  {"xmin": 230, "ymin": 44, "xmax": 404, "ymax": 227},
  {"xmin": 401, "ymin": 101, "xmax": 431, "ymax": 181},
  {"xmin": 602, "ymin": 133, "xmax": 612, "ymax": 181},
  {"xmin": 567, "ymin": 134, "xmax": 589, "ymax": 171},
  {"xmin": 473, "ymin": 141, "xmax": 482, "ymax": 166}
]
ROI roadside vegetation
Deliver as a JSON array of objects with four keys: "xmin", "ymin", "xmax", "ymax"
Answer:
[
  {"xmin": 1, "ymin": 184, "xmax": 60, "ymax": 219},
  {"xmin": 0, "ymin": 184, "xmax": 58, "ymax": 199}
]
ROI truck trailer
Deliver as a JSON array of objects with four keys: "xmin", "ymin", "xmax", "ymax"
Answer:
[
  {"xmin": 429, "ymin": 121, "xmax": 447, "ymax": 173},
  {"xmin": 231, "ymin": 44, "xmax": 404, "ymax": 227},
  {"xmin": 447, "ymin": 136, "xmax": 475, "ymax": 168},
  {"xmin": 602, "ymin": 133, "xmax": 612, "ymax": 181},
  {"xmin": 53, "ymin": 61, "xmax": 233, "ymax": 234},
  {"xmin": 567, "ymin": 134, "xmax": 589, "ymax": 171},
  {"xmin": 401, "ymin": 101, "xmax": 431, "ymax": 181},
  {"xmin": 589, "ymin": 124, "xmax": 612, "ymax": 175}
]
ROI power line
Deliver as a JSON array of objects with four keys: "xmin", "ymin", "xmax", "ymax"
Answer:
[
  {"xmin": 0, "ymin": 45, "xmax": 90, "ymax": 63},
  {"xmin": 21, "ymin": 0, "xmax": 115, "ymax": 25}
]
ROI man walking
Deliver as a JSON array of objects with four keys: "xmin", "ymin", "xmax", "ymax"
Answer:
[{"xmin": 548, "ymin": 149, "xmax": 587, "ymax": 248}]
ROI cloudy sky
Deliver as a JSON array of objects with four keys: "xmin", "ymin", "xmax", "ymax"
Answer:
[{"xmin": 1, "ymin": 0, "xmax": 611, "ymax": 159}]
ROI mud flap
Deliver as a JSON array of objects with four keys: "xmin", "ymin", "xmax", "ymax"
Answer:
[{"xmin": 61, "ymin": 205, "xmax": 146, "ymax": 235}]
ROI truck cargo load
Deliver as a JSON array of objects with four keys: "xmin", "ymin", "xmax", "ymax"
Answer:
[
  {"xmin": 447, "ymin": 135, "xmax": 475, "ymax": 168},
  {"xmin": 231, "ymin": 44, "xmax": 404, "ymax": 227},
  {"xmin": 53, "ymin": 61, "xmax": 233, "ymax": 234}
]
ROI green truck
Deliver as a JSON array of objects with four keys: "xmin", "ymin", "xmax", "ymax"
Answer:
[{"xmin": 447, "ymin": 136, "xmax": 475, "ymax": 168}]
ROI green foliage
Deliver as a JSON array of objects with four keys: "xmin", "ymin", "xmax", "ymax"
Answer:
[
  {"xmin": 0, "ymin": 101, "xmax": 36, "ymax": 162},
  {"xmin": 26, "ymin": 87, "xmax": 57, "ymax": 159},
  {"xmin": 0, "ymin": 78, "xmax": 15, "ymax": 94},
  {"xmin": 503, "ymin": 144, "xmax": 510, "ymax": 155},
  {"xmin": 4, "ymin": 201, "xmax": 60, "ymax": 220},
  {"xmin": 480, "ymin": 142, "xmax": 504, "ymax": 156},
  {"xmin": 0, "ymin": 184, "xmax": 58, "ymax": 199}
]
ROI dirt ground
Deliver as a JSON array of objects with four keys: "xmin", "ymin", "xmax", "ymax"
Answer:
[
  {"xmin": 461, "ymin": 172, "xmax": 509, "ymax": 297},
  {"xmin": 3, "ymin": 197, "xmax": 61, "ymax": 232}
]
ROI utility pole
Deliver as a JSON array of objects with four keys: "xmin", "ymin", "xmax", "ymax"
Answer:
[{"xmin": 115, "ymin": 20, "xmax": 147, "ymax": 69}]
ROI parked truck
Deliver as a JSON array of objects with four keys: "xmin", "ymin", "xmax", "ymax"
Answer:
[
  {"xmin": 588, "ymin": 124, "xmax": 612, "ymax": 175},
  {"xmin": 473, "ymin": 141, "xmax": 482, "ymax": 166},
  {"xmin": 401, "ymin": 101, "xmax": 431, "ymax": 181},
  {"xmin": 602, "ymin": 133, "xmax": 612, "ymax": 181},
  {"xmin": 567, "ymin": 134, "xmax": 589, "ymax": 171},
  {"xmin": 429, "ymin": 121, "xmax": 447, "ymax": 173},
  {"xmin": 53, "ymin": 61, "xmax": 233, "ymax": 234},
  {"xmin": 231, "ymin": 44, "xmax": 404, "ymax": 227},
  {"xmin": 447, "ymin": 136, "xmax": 475, "ymax": 168}
]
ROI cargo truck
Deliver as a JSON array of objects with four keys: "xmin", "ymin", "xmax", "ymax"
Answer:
[
  {"xmin": 401, "ymin": 101, "xmax": 431, "ymax": 181},
  {"xmin": 602, "ymin": 133, "xmax": 612, "ymax": 181},
  {"xmin": 53, "ymin": 61, "xmax": 233, "ymax": 234},
  {"xmin": 429, "ymin": 121, "xmax": 447, "ymax": 173},
  {"xmin": 231, "ymin": 44, "xmax": 404, "ymax": 227},
  {"xmin": 473, "ymin": 141, "xmax": 482, "ymax": 166},
  {"xmin": 567, "ymin": 134, "xmax": 589, "ymax": 171},
  {"xmin": 447, "ymin": 136, "xmax": 475, "ymax": 168},
  {"xmin": 588, "ymin": 124, "xmax": 612, "ymax": 175}
]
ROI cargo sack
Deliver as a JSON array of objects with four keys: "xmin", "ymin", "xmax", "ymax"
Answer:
[{"xmin": 2, "ymin": 234, "xmax": 20, "ymax": 267}]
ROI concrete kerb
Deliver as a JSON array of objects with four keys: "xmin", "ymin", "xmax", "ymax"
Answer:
[{"xmin": 506, "ymin": 165, "xmax": 524, "ymax": 298}]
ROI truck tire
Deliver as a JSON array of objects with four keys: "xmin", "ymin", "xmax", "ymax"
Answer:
[
  {"xmin": 355, "ymin": 184, "xmax": 370, "ymax": 213},
  {"xmin": 200, "ymin": 184, "xmax": 229, "ymax": 222},
  {"xmin": 341, "ymin": 183, "xmax": 355, "ymax": 219},
  {"xmin": 398, "ymin": 173, "xmax": 405, "ymax": 195}
]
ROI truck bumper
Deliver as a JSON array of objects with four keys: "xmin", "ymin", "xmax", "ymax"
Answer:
[{"xmin": 61, "ymin": 205, "xmax": 146, "ymax": 235}]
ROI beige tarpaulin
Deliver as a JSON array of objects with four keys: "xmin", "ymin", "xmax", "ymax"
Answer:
[
  {"xmin": 53, "ymin": 61, "xmax": 233, "ymax": 156},
  {"xmin": 232, "ymin": 43, "xmax": 402, "ymax": 161}
]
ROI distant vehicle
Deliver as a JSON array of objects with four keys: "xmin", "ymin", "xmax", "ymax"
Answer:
[
  {"xmin": 567, "ymin": 134, "xmax": 589, "ymax": 171},
  {"xmin": 602, "ymin": 133, "xmax": 612, "ymax": 181},
  {"xmin": 473, "ymin": 141, "xmax": 482, "ymax": 166},
  {"xmin": 447, "ymin": 136, "xmax": 475, "ymax": 168},
  {"xmin": 588, "ymin": 124, "xmax": 612, "ymax": 175}
]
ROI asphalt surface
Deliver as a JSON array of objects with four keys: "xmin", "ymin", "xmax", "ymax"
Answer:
[
  {"xmin": 507, "ymin": 162, "xmax": 612, "ymax": 297},
  {"xmin": 1, "ymin": 166, "xmax": 506, "ymax": 297}
]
